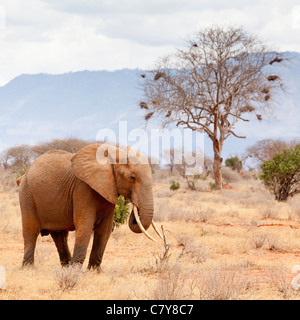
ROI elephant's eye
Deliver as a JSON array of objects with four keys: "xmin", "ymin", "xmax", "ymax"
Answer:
[{"xmin": 130, "ymin": 174, "xmax": 136, "ymax": 182}]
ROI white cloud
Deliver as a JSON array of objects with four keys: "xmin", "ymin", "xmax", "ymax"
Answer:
[
  {"xmin": 0, "ymin": 0, "xmax": 300, "ymax": 85},
  {"xmin": 291, "ymin": 5, "xmax": 300, "ymax": 29},
  {"xmin": 40, "ymin": 0, "xmax": 256, "ymax": 15}
]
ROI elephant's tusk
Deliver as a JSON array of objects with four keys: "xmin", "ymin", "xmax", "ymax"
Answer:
[
  {"xmin": 133, "ymin": 205, "xmax": 157, "ymax": 242},
  {"xmin": 151, "ymin": 220, "xmax": 164, "ymax": 241}
]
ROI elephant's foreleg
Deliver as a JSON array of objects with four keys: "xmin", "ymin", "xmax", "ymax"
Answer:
[
  {"xmin": 88, "ymin": 213, "xmax": 114, "ymax": 271},
  {"xmin": 51, "ymin": 231, "xmax": 71, "ymax": 266},
  {"xmin": 71, "ymin": 220, "xmax": 94, "ymax": 266}
]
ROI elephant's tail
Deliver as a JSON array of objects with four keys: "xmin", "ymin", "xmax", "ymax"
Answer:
[{"xmin": 16, "ymin": 175, "xmax": 24, "ymax": 186}]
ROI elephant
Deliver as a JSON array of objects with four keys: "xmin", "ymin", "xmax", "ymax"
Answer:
[{"xmin": 17, "ymin": 143, "xmax": 162, "ymax": 269}]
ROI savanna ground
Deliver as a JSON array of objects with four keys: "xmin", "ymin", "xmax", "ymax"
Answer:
[{"xmin": 0, "ymin": 168, "xmax": 300, "ymax": 300}]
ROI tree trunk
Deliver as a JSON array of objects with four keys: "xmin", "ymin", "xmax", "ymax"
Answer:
[
  {"xmin": 213, "ymin": 152, "xmax": 223, "ymax": 190},
  {"xmin": 275, "ymin": 177, "xmax": 292, "ymax": 201},
  {"xmin": 212, "ymin": 136, "xmax": 223, "ymax": 190}
]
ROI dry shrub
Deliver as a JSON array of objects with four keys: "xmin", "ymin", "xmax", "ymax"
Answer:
[
  {"xmin": 141, "ymin": 226, "xmax": 173, "ymax": 274},
  {"xmin": 260, "ymin": 207, "xmax": 279, "ymax": 219},
  {"xmin": 148, "ymin": 263, "xmax": 249, "ymax": 300},
  {"xmin": 250, "ymin": 232, "xmax": 285, "ymax": 251},
  {"xmin": 168, "ymin": 206, "xmax": 214, "ymax": 223},
  {"xmin": 196, "ymin": 264, "xmax": 249, "ymax": 300},
  {"xmin": 32, "ymin": 138, "xmax": 91, "ymax": 157},
  {"xmin": 265, "ymin": 234, "xmax": 286, "ymax": 251},
  {"xmin": 54, "ymin": 265, "xmax": 84, "ymax": 291},
  {"xmin": 0, "ymin": 171, "xmax": 18, "ymax": 193},
  {"xmin": 224, "ymin": 208, "xmax": 240, "ymax": 218},
  {"xmin": 168, "ymin": 207, "xmax": 185, "ymax": 221},
  {"xmin": 185, "ymin": 208, "xmax": 214, "ymax": 223},
  {"xmin": 154, "ymin": 190, "xmax": 175, "ymax": 198},
  {"xmin": 222, "ymin": 167, "xmax": 241, "ymax": 184},
  {"xmin": 251, "ymin": 232, "xmax": 268, "ymax": 249},
  {"xmin": 153, "ymin": 226, "xmax": 171, "ymax": 271},
  {"xmin": 241, "ymin": 171, "xmax": 257, "ymax": 180},
  {"xmin": 0, "ymin": 203, "xmax": 21, "ymax": 239},
  {"xmin": 175, "ymin": 234, "xmax": 211, "ymax": 264},
  {"xmin": 267, "ymin": 267, "xmax": 300, "ymax": 299},
  {"xmin": 147, "ymin": 265, "xmax": 194, "ymax": 300},
  {"xmin": 154, "ymin": 198, "xmax": 170, "ymax": 221},
  {"xmin": 232, "ymin": 188, "xmax": 274, "ymax": 209},
  {"xmin": 0, "ymin": 213, "xmax": 10, "ymax": 234},
  {"xmin": 288, "ymin": 197, "xmax": 300, "ymax": 221}
]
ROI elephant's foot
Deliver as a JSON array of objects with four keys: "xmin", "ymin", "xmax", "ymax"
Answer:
[
  {"xmin": 87, "ymin": 263, "xmax": 102, "ymax": 273},
  {"xmin": 70, "ymin": 245, "xmax": 88, "ymax": 266},
  {"xmin": 22, "ymin": 246, "xmax": 37, "ymax": 267}
]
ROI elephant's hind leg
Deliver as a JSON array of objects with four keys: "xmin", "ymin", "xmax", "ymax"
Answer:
[
  {"xmin": 20, "ymin": 189, "xmax": 40, "ymax": 267},
  {"xmin": 23, "ymin": 231, "xmax": 39, "ymax": 266},
  {"xmin": 51, "ymin": 231, "xmax": 71, "ymax": 266}
]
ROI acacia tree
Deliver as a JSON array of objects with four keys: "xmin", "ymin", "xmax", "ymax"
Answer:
[
  {"xmin": 245, "ymin": 138, "xmax": 300, "ymax": 165},
  {"xmin": 0, "ymin": 145, "xmax": 34, "ymax": 169},
  {"xmin": 32, "ymin": 138, "xmax": 90, "ymax": 157},
  {"xmin": 140, "ymin": 26, "xmax": 286, "ymax": 189}
]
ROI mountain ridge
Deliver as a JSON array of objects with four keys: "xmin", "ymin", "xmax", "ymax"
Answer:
[{"xmin": 0, "ymin": 53, "xmax": 299, "ymax": 163}]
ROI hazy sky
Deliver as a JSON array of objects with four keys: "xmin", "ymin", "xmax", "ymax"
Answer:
[{"xmin": 0, "ymin": 0, "xmax": 300, "ymax": 85}]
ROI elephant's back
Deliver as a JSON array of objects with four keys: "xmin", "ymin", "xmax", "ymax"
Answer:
[
  {"xmin": 27, "ymin": 150, "xmax": 73, "ymax": 182},
  {"xmin": 25, "ymin": 150, "xmax": 74, "ymax": 205},
  {"xmin": 20, "ymin": 150, "xmax": 76, "ymax": 230}
]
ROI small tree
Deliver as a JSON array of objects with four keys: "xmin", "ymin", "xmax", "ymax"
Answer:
[
  {"xmin": 225, "ymin": 156, "xmax": 242, "ymax": 172},
  {"xmin": 140, "ymin": 25, "xmax": 286, "ymax": 189},
  {"xmin": 259, "ymin": 146, "xmax": 300, "ymax": 201}
]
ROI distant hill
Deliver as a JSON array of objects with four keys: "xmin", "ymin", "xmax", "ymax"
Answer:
[
  {"xmin": 0, "ymin": 69, "xmax": 145, "ymax": 149},
  {"xmin": 0, "ymin": 52, "xmax": 299, "ymax": 164}
]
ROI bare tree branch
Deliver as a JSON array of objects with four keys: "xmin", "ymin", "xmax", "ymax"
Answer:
[
  {"xmin": 226, "ymin": 130, "xmax": 247, "ymax": 139},
  {"xmin": 140, "ymin": 25, "xmax": 287, "ymax": 189}
]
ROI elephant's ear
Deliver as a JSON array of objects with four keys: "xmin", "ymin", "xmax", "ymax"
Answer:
[{"xmin": 71, "ymin": 144, "xmax": 118, "ymax": 204}]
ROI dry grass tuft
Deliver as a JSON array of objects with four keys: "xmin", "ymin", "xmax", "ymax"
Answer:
[
  {"xmin": 196, "ymin": 263, "xmax": 250, "ymax": 300},
  {"xmin": 267, "ymin": 267, "xmax": 300, "ymax": 299},
  {"xmin": 147, "ymin": 265, "xmax": 193, "ymax": 300},
  {"xmin": 54, "ymin": 265, "xmax": 84, "ymax": 292},
  {"xmin": 260, "ymin": 207, "xmax": 279, "ymax": 220},
  {"xmin": 249, "ymin": 232, "xmax": 286, "ymax": 251}
]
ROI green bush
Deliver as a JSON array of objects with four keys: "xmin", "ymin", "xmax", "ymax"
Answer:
[
  {"xmin": 113, "ymin": 195, "xmax": 130, "ymax": 230},
  {"xmin": 225, "ymin": 156, "xmax": 243, "ymax": 172},
  {"xmin": 259, "ymin": 145, "xmax": 300, "ymax": 201},
  {"xmin": 170, "ymin": 180, "xmax": 180, "ymax": 191},
  {"xmin": 209, "ymin": 182, "xmax": 216, "ymax": 190}
]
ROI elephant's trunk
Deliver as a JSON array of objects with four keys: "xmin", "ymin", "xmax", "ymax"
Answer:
[
  {"xmin": 128, "ymin": 181, "xmax": 154, "ymax": 233},
  {"xmin": 128, "ymin": 189, "xmax": 154, "ymax": 234}
]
